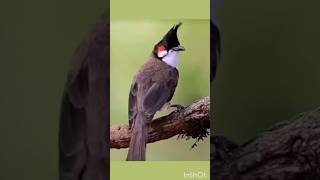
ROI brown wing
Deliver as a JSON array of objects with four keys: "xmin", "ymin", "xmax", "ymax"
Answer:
[
  {"xmin": 129, "ymin": 63, "xmax": 179, "ymax": 127},
  {"xmin": 142, "ymin": 68, "xmax": 179, "ymax": 115},
  {"xmin": 164, "ymin": 68, "xmax": 179, "ymax": 103},
  {"xmin": 128, "ymin": 81, "xmax": 138, "ymax": 128}
]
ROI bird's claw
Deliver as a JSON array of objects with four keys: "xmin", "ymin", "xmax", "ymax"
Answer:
[{"xmin": 171, "ymin": 104, "xmax": 185, "ymax": 112}]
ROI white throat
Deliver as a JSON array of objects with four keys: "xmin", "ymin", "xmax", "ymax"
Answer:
[{"xmin": 162, "ymin": 50, "xmax": 180, "ymax": 68}]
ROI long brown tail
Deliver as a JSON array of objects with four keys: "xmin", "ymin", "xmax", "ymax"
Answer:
[{"xmin": 126, "ymin": 113, "xmax": 147, "ymax": 161}]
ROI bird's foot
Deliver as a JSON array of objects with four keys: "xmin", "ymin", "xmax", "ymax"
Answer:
[{"xmin": 171, "ymin": 104, "xmax": 185, "ymax": 112}]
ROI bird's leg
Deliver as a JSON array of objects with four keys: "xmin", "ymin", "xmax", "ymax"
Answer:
[{"xmin": 170, "ymin": 104, "xmax": 185, "ymax": 112}]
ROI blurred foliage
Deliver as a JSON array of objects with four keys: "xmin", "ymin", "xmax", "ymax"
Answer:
[{"xmin": 110, "ymin": 20, "xmax": 210, "ymax": 160}]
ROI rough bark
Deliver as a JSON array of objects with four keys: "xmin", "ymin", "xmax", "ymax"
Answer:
[
  {"xmin": 212, "ymin": 107, "xmax": 320, "ymax": 180},
  {"xmin": 110, "ymin": 97, "xmax": 210, "ymax": 149}
]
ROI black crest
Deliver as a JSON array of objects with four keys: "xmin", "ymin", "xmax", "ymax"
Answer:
[
  {"xmin": 154, "ymin": 23, "xmax": 182, "ymax": 52},
  {"xmin": 161, "ymin": 22, "xmax": 182, "ymax": 48}
]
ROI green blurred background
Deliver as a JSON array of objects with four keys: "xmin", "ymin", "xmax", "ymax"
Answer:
[
  {"xmin": 0, "ymin": 1, "xmax": 104, "ymax": 180},
  {"xmin": 110, "ymin": 20, "xmax": 210, "ymax": 160},
  {"xmin": 0, "ymin": 0, "xmax": 320, "ymax": 179},
  {"xmin": 214, "ymin": 1, "xmax": 320, "ymax": 144}
]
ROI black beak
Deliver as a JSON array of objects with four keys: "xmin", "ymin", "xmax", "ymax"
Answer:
[{"xmin": 172, "ymin": 45, "xmax": 186, "ymax": 51}]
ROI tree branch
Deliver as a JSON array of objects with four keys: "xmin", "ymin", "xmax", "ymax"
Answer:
[
  {"xmin": 110, "ymin": 97, "xmax": 210, "ymax": 149},
  {"xmin": 212, "ymin": 106, "xmax": 320, "ymax": 180}
]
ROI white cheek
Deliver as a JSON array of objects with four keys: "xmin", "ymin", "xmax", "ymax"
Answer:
[{"xmin": 158, "ymin": 50, "xmax": 167, "ymax": 58}]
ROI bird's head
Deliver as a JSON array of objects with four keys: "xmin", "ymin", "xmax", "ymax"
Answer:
[{"xmin": 153, "ymin": 23, "xmax": 185, "ymax": 67}]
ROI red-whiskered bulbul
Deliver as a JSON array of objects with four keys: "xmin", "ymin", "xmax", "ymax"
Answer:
[{"xmin": 126, "ymin": 23, "xmax": 185, "ymax": 161}]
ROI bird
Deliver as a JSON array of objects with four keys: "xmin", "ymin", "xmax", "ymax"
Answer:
[
  {"xmin": 211, "ymin": 21, "xmax": 221, "ymax": 82},
  {"xmin": 126, "ymin": 23, "xmax": 185, "ymax": 161},
  {"xmin": 59, "ymin": 13, "xmax": 109, "ymax": 180}
]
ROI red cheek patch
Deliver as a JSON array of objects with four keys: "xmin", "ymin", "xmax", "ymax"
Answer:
[
  {"xmin": 158, "ymin": 46, "xmax": 166, "ymax": 52},
  {"xmin": 157, "ymin": 45, "xmax": 168, "ymax": 58}
]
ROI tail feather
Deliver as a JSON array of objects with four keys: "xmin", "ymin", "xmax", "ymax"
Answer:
[{"xmin": 126, "ymin": 113, "xmax": 148, "ymax": 161}]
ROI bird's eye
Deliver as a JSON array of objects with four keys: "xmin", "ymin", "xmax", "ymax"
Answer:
[{"xmin": 157, "ymin": 46, "xmax": 167, "ymax": 58}]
